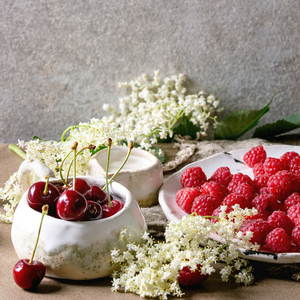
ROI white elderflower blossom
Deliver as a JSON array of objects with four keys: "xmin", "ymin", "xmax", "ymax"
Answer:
[
  {"xmin": 0, "ymin": 171, "xmax": 22, "ymax": 223},
  {"xmin": 235, "ymin": 267, "xmax": 254, "ymax": 285},
  {"xmin": 111, "ymin": 206, "xmax": 256, "ymax": 299}
]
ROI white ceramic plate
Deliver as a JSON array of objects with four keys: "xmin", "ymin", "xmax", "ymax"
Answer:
[{"xmin": 159, "ymin": 145, "xmax": 300, "ymax": 264}]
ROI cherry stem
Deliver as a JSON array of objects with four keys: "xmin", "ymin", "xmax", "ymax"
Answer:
[
  {"xmin": 63, "ymin": 144, "xmax": 96, "ymax": 186},
  {"xmin": 105, "ymin": 138, "xmax": 112, "ymax": 206},
  {"xmin": 102, "ymin": 141, "xmax": 133, "ymax": 191},
  {"xmin": 71, "ymin": 142, "xmax": 78, "ymax": 191},
  {"xmin": 65, "ymin": 144, "xmax": 95, "ymax": 186},
  {"xmin": 29, "ymin": 205, "xmax": 49, "ymax": 264},
  {"xmin": 65, "ymin": 158, "xmax": 74, "ymax": 185},
  {"xmin": 76, "ymin": 144, "xmax": 96, "ymax": 156},
  {"xmin": 43, "ymin": 176, "xmax": 50, "ymax": 195},
  {"xmin": 59, "ymin": 149, "xmax": 74, "ymax": 187}
]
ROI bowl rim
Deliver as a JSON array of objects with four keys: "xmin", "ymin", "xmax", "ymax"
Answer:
[{"xmin": 90, "ymin": 146, "xmax": 161, "ymax": 175}]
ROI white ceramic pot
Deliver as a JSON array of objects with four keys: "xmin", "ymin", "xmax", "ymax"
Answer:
[
  {"xmin": 11, "ymin": 160, "xmax": 147, "ymax": 280},
  {"xmin": 87, "ymin": 147, "xmax": 163, "ymax": 207}
]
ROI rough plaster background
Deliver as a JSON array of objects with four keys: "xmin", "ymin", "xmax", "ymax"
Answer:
[{"xmin": 0, "ymin": 0, "xmax": 300, "ymax": 143}]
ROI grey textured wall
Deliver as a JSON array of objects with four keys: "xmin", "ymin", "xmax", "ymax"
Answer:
[{"xmin": 1, "ymin": 0, "xmax": 300, "ymax": 143}]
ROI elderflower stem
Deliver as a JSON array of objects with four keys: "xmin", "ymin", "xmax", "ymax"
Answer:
[
  {"xmin": 61, "ymin": 125, "xmax": 90, "ymax": 142},
  {"xmin": 8, "ymin": 144, "xmax": 26, "ymax": 160},
  {"xmin": 190, "ymin": 211, "xmax": 221, "ymax": 221},
  {"xmin": 29, "ymin": 205, "xmax": 48, "ymax": 264},
  {"xmin": 102, "ymin": 141, "xmax": 133, "ymax": 191},
  {"xmin": 168, "ymin": 109, "xmax": 185, "ymax": 130}
]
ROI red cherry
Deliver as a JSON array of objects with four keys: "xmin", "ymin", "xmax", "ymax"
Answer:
[
  {"xmin": 102, "ymin": 199, "xmax": 124, "ymax": 218},
  {"xmin": 84, "ymin": 185, "xmax": 109, "ymax": 205},
  {"xmin": 81, "ymin": 200, "xmax": 103, "ymax": 221},
  {"xmin": 56, "ymin": 190, "xmax": 87, "ymax": 221},
  {"xmin": 54, "ymin": 184, "xmax": 65, "ymax": 195},
  {"xmin": 28, "ymin": 181, "xmax": 60, "ymax": 212},
  {"xmin": 13, "ymin": 259, "xmax": 45, "ymax": 290},
  {"xmin": 178, "ymin": 264, "xmax": 208, "ymax": 287},
  {"xmin": 68, "ymin": 178, "xmax": 91, "ymax": 195}
]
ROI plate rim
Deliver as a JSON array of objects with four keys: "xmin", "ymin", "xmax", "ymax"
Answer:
[{"xmin": 158, "ymin": 144, "xmax": 300, "ymax": 264}]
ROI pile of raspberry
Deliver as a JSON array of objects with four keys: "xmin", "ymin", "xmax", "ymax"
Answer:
[{"xmin": 176, "ymin": 145, "xmax": 300, "ymax": 253}]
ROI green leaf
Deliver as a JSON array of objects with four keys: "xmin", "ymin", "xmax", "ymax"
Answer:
[
  {"xmin": 284, "ymin": 113, "xmax": 300, "ymax": 124},
  {"xmin": 214, "ymin": 94, "xmax": 275, "ymax": 140},
  {"xmin": 173, "ymin": 114, "xmax": 199, "ymax": 139},
  {"xmin": 253, "ymin": 112, "xmax": 300, "ymax": 138},
  {"xmin": 33, "ymin": 136, "xmax": 42, "ymax": 140}
]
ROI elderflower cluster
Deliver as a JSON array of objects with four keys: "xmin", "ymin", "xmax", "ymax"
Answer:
[
  {"xmin": 104, "ymin": 70, "xmax": 223, "ymax": 150},
  {"xmin": 0, "ymin": 170, "xmax": 39, "ymax": 223},
  {"xmin": 0, "ymin": 71, "xmax": 222, "ymax": 223},
  {"xmin": 111, "ymin": 205, "xmax": 257, "ymax": 300}
]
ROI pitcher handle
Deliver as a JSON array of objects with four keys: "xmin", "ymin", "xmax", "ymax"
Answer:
[{"xmin": 17, "ymin": 159, "xmax": 56, "ymax": 193}]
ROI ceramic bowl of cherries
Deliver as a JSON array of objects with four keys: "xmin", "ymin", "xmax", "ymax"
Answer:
[{"xmin": 11, "ymin": 140, "xmax": 147, "ymax": 288}]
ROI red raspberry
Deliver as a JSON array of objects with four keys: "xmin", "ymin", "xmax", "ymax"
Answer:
[
  {"xmin": 267, "ymin": 211, "xmax": 295, "ymax": 235},
  {"xmin": 263, "ymin": 157, "xmax": 286, "ymax": 176},
  {"xmin": 209, "ymin": 166, "xmax": 232, "ymax": 188},
  {"xmin": 180, "ymin": 167, "xmax": 207, "ymax": 189},
  {"xmin": 267, "ymin": 170, "xmax": 299, "ymax": 201},
  {"xmin": 265, "ymin": 228, "xmax": 291, "ymax": 253},
  {"xmin": 291, "ymin": 226, "xmax": 300, "ymax": 248},
  {"xmin": 243, "ymin": 145, "xmax": 267, "ymax": 168},
  {"xmin": 290, "ymin": 156, "xmax": 300, "ymax": 179},
  {"xmin": 232, "ymin": 182, "xmax": 256, "ymax": 202},
  {"xmin": 176, "ymin": 188, "xmax": 201, "ymax": 214},
  {"xmin": 284, "ymin": 192, "xmax": 300, "ymax": 211},
  {"xmin": 252, "ymin": 194, "xmax": 279, "ymax": 219},
  {"xmin": 252, "ymin": 163, "xmax": 266, "ymax": 177},
  {"xmin": 288, "ymin": 245, "xmax": 300, "ymax": 253},
  {"xmin": 253, "ymin": 174, "xmax": 269, "ymax": 191},
  {"xmin": 178, "ymin": 264, "xmax": 209, "ymax": 287},
  {"xmin": 221, "ymin": 193, "xmax": 251, "ymax": 209},
  {"xmin": 191, "ymin": 195, "xmax": 219, "ymax": 217},
  {"xmin": 227, "ymin": 173, "xmax": 253, "ymax": 194},
  {"xmin": 240, "ymin": 218, "xmax": 272, "ymax": 246},
  {"xmin": 281, "ymin": 151, "xmax": 300, "ymax": 171},
  {"xmin": 200, "ymin": 181, "xmax": 227, "ymax": 205},
  {"xmin": 259, "ymin": 187, "xmax": 270, "ymax": 195},
  {"xmin": 277, "ymin": 201, "xmax": 286, "ymax": 213},
  {"xmin": 259, "ymin": 244, "xmax": 272, "ymax": 252},
  {"xmin": 287, "ymin": 204, "xmax": 300, "ymax": 226}
]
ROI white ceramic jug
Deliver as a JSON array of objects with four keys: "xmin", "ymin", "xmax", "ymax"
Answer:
[{"xmin": 87, "ymin": 146, "xmax": 163, "ymax": 207}]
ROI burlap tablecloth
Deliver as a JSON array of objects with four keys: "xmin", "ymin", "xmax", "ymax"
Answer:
[{"xmin": 1, "ymin": 138, "xmax": 300, "ymax": 299}]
